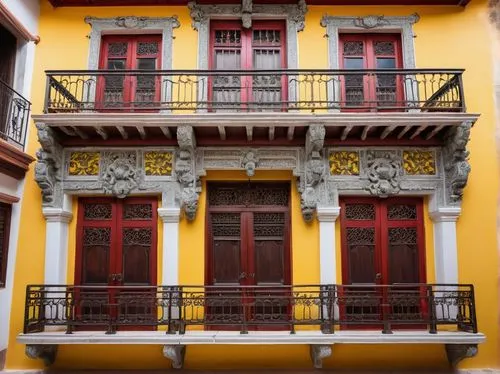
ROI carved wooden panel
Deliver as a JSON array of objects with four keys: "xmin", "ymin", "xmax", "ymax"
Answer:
[
  {"xmin": 207, "ymin": 183, "xmax": 289, "ymax": 207},
  {"xmin": 82, "ymin": 227, "xmax": 111, "ymax": 284},
  {"xmin": 254, "ymin": 212, "xmax": 285, "ymax": 284}
]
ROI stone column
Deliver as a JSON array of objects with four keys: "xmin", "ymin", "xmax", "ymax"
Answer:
[
  {"xmin": 429, "ymin": 207, "xmax": 461, "ymax": 284},
  {"xmin": 317, "ymin": 206, "xmax": 340, "ymax": 284},
  {"xmin": 158, "ymin": 207, "xmax": 181, "ymax": 285}
]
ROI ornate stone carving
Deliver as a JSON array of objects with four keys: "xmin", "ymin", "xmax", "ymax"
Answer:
[
  {"xmin": 309, "ymin": 344, "xmax": 332, "ymax": 369},
  {"xmin": 68, "ymin": 151, "xmax": 100, "ymax": 176},
  {"xmin": 114, "ymin": 16, "xmax": 148, "ymax": 29},
  {"xmin": 241, "ymin": 0, "xmax": 253, "ymax": 28},
  {"xmin": 175, "ymin": 126, "xmax": 200, "ymax": 221},
  {"xmin": 354, "ymin": 15, "xmax": 389, "ymax": 29},
  {"xmin": 445, "ymin": 344, "xmax": 478, "ymax": 367},
  {"xmin": 25, "ymin": 344, "xmax": 57, "ymax": 366},
  {"xmin": 443, "ymin": 121, "xmax": 472, "ymax": 203},
  {"xmin": 163, "ymin": 345, "xmax": 186, "ymax": 369},
  {"xmin": 364, "ymin": 151, "xmax": 402, "ymax": 197},
  {"xmin": 34, "ymin": 124, "xmax": 62, "ymax": 206},
  {"xmin": 144, "ymin": 151, "xmax": 173, "ymax": 176},
  {"xmin": 187, "ymin": 1, "xmax": 209, "ymax": 30},
  {"xmin": 329, "ymin": 151, "xmax": 359, "ymax": 175},
  {"xmin": 289, "ymin": 0, "xmax": 308, "ymax": 32},
  {"xmin": 102, "ymin": 153, "xmax": 139, "ymax": 198},
  {"xmin": 403, "ymin": 150, "xmax": 436, "ymax": 175},
  {"xmin": 241, "ymin": 150, "xmax": 259, "ymax": 177},
  {"xmin": 299, "ymin": 125, "xmax": 326, "ymax": 222}
]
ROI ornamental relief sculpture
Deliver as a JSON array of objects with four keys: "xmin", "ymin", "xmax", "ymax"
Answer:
[{"xmin": 364, "ymin": 151, "xmax": 402, "ymax": 197}]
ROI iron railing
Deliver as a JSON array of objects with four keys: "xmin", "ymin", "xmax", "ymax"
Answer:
[
  {"xmin": 44, "ymin": 69, "xmax": 465, "ymax": 113},
  {"xmin": 0, "ymin": 80, "xmax": 31, "ymax": 148},
  {"xmin": 24, "ymin": 284, "xmax": 477, "ymax": 335}
]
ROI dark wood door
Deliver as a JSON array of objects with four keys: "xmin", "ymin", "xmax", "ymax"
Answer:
[
  {"xmin": 340, "ymin": 197, "xmax": 426, "ymax": 328},
  {"xmin": 98, "ymin": 35, "xmax": 162, "ymax": 110},
  {"xmin": 206, "ymin": 183, "xmax": 291, "ymax": 330},
  {"xmin": 0, "ymin": 24, "xmax": 17, "ymax": 137},
  {"xmin": 75, "ymin": 197, "xmax": 158, "ymax": 330}
]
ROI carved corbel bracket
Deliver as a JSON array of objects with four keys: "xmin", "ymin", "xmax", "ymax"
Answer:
[
  {"xmin": 163, "ymin": 345, "xmax": 186, "ymax": 369},
  {"xmin": 175, "ymin": 126, "xmax": 200, "ymax": 221},
  {"xmin": 25, "ymin": 344, "xmax": 58, "ymax": 366},
  {"xmin": 445, "ymin": 344, "xmax": 478, "ymax": 367},
  {"xmin": 309, "ymin": 344, "xmax": 332, "ymax": 369},
  {"xmin": 443, "ymin": 121, "xmax": 472, "ymax": 204},
  {"xmin": 34, "ymin": 123, "xmax": 63, "ymax": 207},
  {"xmin": 299, "ymin": 125, "xmax": 326, "ymax": 222}
]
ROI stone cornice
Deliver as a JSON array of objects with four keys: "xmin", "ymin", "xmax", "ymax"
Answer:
[
  {"xmin": 429, "ymin": 207, "xmax": 462, "ymax": 222},
  {"xmin": 42, "ymin": 208, "xmax": 73, "ymax": 223},
  {"xmin": 31, "ymin": 113, "xmax": 480, "ymax": 129},
  {"xmin": 158, "ymin": 207, "xmax": 181, "ymax": 223},
  {"xmin": 316, "ymin": 206, "xmax": 340, "ymax": 222}
]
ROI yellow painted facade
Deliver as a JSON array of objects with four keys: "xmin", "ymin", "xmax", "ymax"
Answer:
[{"xmin": 5, "ymin": 0, "xmax": 499, "ymax": 370}]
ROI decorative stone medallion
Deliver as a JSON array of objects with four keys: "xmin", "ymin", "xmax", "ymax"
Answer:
[
  {"xmin": 144, "ymin": 151, "xmax": 173, "ymax": 176},
  {"xmin": 403, "ymin": 151, "xmax": 436, "ymax": 175},
  {"xmin": 365, "ymin": 151, "xmax": 402, "ymax": 197},
  {"xmin": 68, "ymin": 152, "xmax": 100, "ymax": 176},
  {"xmin": 329, "ymin": 151, "xmax": 359, "ymax": 176}
]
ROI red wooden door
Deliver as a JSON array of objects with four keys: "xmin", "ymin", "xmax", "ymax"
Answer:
[
  {"xmin": 206, "ymin": 183, "xmax": 291, "ymax": 330},
  {"xmin": 339, "ymin": 34, "xmax": 403, "ymax": 110},
  {"xmin": 75, "ymin": 197, "xmax": 158, "ymax": 330},
  {"xmin": 98, "ymin": 35, "xmax": 162, "ymax": 110},
  {"xmin": 209, "ymin": 21, "xmax": 287, "ymax": 111},
  {"xmin": 340, "ymin": 197, "xmax": 426, "ymax": 328}
]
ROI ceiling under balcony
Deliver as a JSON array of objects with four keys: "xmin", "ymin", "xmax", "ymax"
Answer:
[{"xmin": 48, "ymin": 0, "xmax": 470, "ymax": 7}]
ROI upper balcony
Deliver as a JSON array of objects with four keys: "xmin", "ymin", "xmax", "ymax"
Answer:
[{"xmin": 37, "ymin": 68, "xmax": 477, "ymax": 146}]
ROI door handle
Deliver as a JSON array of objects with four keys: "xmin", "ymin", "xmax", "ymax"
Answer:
[
  {"xmin": 238, "ymin": 272, "xmax": 247, "ymax": 280},
  {"xmin": 375, "ymin": 273, "xmax": 382, "ymax": 281},
  {"xmin": 115, "ymin": 273, "xmax": 123, "ymax": 282}
]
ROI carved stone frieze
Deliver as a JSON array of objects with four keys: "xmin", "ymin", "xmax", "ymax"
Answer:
[
  {"xmin": 175, "ymin": 126, "xmax": 200, "ymax": 221},
  {"xmin": 34, "ymin": 124, "xmax": 63, "ymax": 207},
  {"xmin": 188, "ymin": 0, "xmax": 308, "ymax": 31},
  {"xmin": 25, "ymin": 344, "xmax": 58, "ymax": 366},
  {"xmin": 443, "ymin": 121, "xmax": 472, "ymax": 203},
  {"xmin": 309, "ymin": 344, "xmax": 332, "ymax": 369},
  {"xmin": 364, "ymin": 150, "xmax": 402, "ymax": 197}
]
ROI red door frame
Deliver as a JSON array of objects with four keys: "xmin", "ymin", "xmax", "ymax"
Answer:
[
  {"xmin": 97, "ymin": 35, "xmax": 162, "ymax": 109},
  {"xmin": 339, "ymin": 33, "xmax": 404, "ymax": 110},
  {"xmin": 339, "ymin": 196, "xmax": 426, "ymax": 329},
  {"xmin": 208, "ymin": 20, "xmax": 287, "ymax": 109},
  {"xmin": 75, "ymin": 196, "xmax": 158, "ymax": 330}
]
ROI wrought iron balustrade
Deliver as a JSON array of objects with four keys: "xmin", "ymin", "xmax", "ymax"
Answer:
[
  {"xmin": 44, "ymin": 69, "xmax": 465, "ymax": 113},
  {"xmin": 24, "ymin": 284, "xmax": 477, "ymax": 335},
  {"xmin": 0, "ymin": 80, "xmax": 31, "ymax": 148}
]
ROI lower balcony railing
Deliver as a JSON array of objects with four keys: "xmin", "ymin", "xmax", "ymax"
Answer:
[
  {"xmin": 0, "ymin": 80, "xmax": 31, "ymax": 148},
  {"xmin": 44, "ymin": 69, "xmax": 465, "ymax": 113},
  {"xmin": 23, "ymin": 284, "xmax": 477, "ymax": 335}
]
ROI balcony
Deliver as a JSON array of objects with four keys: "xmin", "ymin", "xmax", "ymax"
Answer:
[
  {"xmin": 18, "ymin": 283, "xmax": 484, "ymax": 368},
  {"xmin": 0, "ymin": 79, "xmax": 31, "ymax": 148},
  {"xmin": 35, "ymin": 68, "xmax": 476, "ymax": 146}
]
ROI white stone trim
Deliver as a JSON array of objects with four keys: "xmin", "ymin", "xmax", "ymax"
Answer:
[
  {"xmin": 16, "ymin": 330, "xmax": 485, "ymax": 345},
  {"xmin": 317, "ymin": 206, "xmax": 340, "ymax": 285},
  {"xmin": 42, "ymin": 196, "xmax": 73, "ymax": 286},
  {"xmin": 430, "ymin": 207, "xmax": 461, "ymax": 284},
  {"xmin": 158, "ymin": 207, "xmax": 180, "ymax": 286}
]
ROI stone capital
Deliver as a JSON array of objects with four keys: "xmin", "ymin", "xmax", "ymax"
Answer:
[
  {"xmin": 316, "ymin": 206, "xmax": 340, "ymax": 222},
  {"xmin": 429, "ymin": 207, "xmax": 462, "ymax": 223},
  {"xmin": 42, "ymin": 208, "xmax": 73, "ymax": 223},
  {"xmin": 158, "ymin": 207, "xmax": 181, "ymax": 223}
]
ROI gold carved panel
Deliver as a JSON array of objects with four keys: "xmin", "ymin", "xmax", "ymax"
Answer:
[
  {"xmin": 329, "ymin": 151, "xmax": 359, "ymax": 175},
  {"xmin": 403, "ymin": 151, "xmax": 436, "ymax": 175},
  {"xmin": 68, "ymin": 152, "xmax": 100, "ymax": 176},
  {"xmin": 144, "ymin": 151, "xmax": 173, "ymax": 176}
]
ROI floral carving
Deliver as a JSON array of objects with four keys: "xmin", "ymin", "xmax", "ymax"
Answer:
[
  {"xmin": 241, "ymin": 150, "xmax": 259, "ymax": 177},
  {"xmin": 102, "ymin": 155, "xmax": 139, "ymax": 198},
  {"xmin": 403, "ymin": 151, "xmax": 436, "ymax": 175},
  {"xmin": 329, "ymin": 151, "xmax": 359, "ymax": 175},
  {"xmin": 364, "ymin": 151, "xmax": 402, "ymax": 197},
  {"xmin": 68, "ymin": 152, "xmax": 100, "ymax": 176},
  {"xmin": 353, "ymin": 15, "xmax": 389, "ymax": 29},
  {"xmin": 115, "ymin": 16, "xmax": 148, "ymax": 29},
  {"xmin": 145, "ymin": 151, "xmax": 173, "ymax": 176}
]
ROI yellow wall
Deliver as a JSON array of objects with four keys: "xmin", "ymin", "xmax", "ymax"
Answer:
[{"xmin": 6, "ymin": 0, "xmax": 498, "ymax": 370}]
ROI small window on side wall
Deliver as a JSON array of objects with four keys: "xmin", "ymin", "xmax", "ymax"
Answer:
[{"xmin": 0, "ymin": 203, "xmax": 12, "ymax": 288}]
